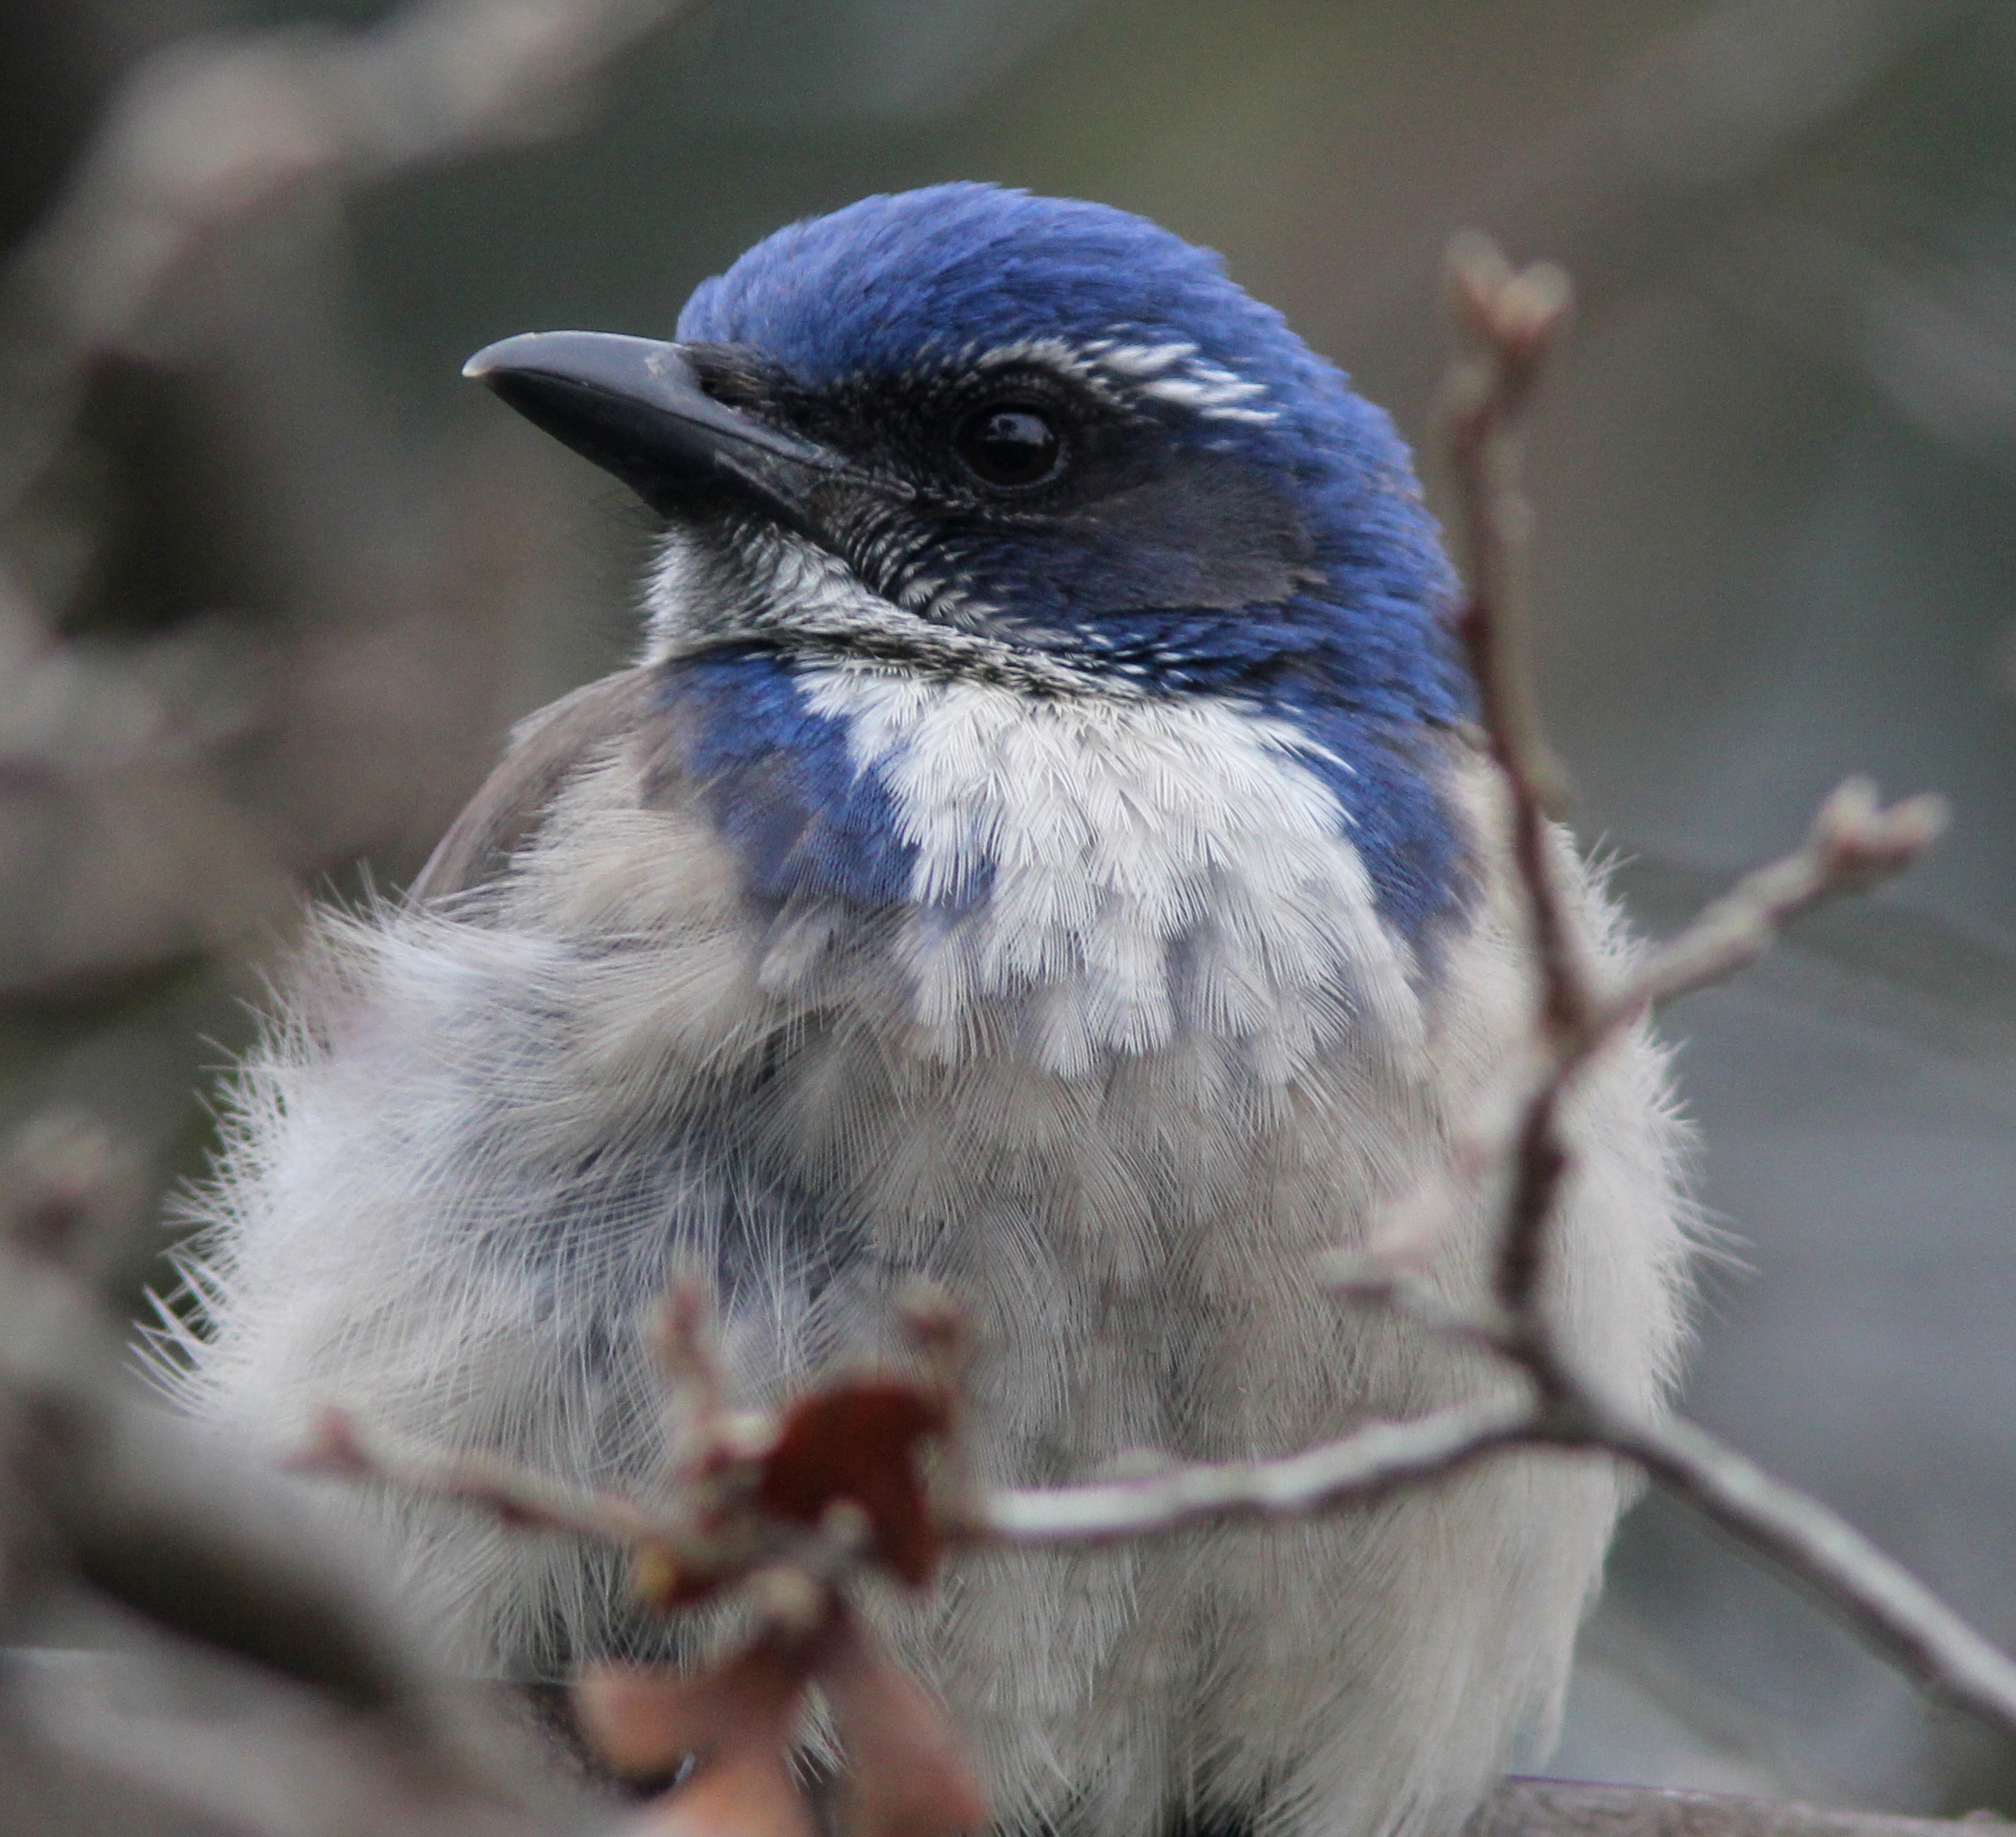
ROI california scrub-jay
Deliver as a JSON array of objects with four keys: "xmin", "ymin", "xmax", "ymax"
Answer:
[{"xmin": 168, "ymin": 184, "xmax": 1692, "ymax": 1837}]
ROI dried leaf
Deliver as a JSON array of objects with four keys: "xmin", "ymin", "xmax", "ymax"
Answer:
[
  {"xmin": 631, "ymin": 1537, "xmax": 715, "ymax": 1610},
  {"xmin": 626, "ymin": 1745, "xmax": 816, "ymax": 1837},
  {"xmin": 758, "ymin": 1381, "xmax": 945, "ymax": 1585},
  {"xmin": 576, "ymin": 1638, "xmax": 808, "ymax": 1781},
  {"xmin": 820, "ymin": 1609, "xmax": 987, "ymax": 1837}
]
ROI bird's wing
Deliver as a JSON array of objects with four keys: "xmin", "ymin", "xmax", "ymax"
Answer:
[{"xmin": 410, "ymin": 665, "xmax": 658, "ymax": 902}]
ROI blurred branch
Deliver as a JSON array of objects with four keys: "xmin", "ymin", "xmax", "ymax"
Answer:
[
  {"xmin": 1466, "ymin": 1780, "xmax": 2003, "ymax": 1837},
  {"xmin": 294, "ymin": 1406, "xmax": 674, "ymax": 1552},
  {"xmin": 0, "ymin": 0, "xmax": 692, "ymax": 1146},
  {"xmin": 0, "ymin": 1114, "xmax": 595, "ymax": 1835},
  {"xmin": 5, "ymin": 0, "xmax": 694, "ymax": 503},
  {"xmin": 0, "ymin": 2, "xmax": 696, "ymax": 1824}
]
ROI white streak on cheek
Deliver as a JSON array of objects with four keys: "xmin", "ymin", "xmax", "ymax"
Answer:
[{"xmin": 641, "ymin": 529, "xmax": 709, "ymax": 658}]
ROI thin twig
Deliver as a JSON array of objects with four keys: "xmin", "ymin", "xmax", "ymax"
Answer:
[
  {"xmin": 0, "ymin": 0, "xmax": 694, "ymax": 524},
  {"xmin": 1435, "ymin": 234, "xmax": 1954, "ymax": 1321},
  {"xmin": 1585, "ymin": 1398, "xmax": 2016, "ymax": 1735},
  {"xmin": 291, "ymin": 1404, "xmax": 675, "ymax": 1549},
  {"xmin": 1614, "ymin": 775, "xmax": 1950, "ymax": 1022},
  {"xmin": 1425, "ymin": 231, "xmax": 2004, "ymax": 1739},
  {"xmin": 1441, "ymin": 240, "xmax": 1581, "ymax": 996},
  {"xmin": 973, "ymin": 1393, "xmax": 1540, "ymax": 1544},
  {"xmin": 966, "ymin": 1350, "xmax": 2016, "ymax": 1738},
  {"xmin": 1439, "ymin": 236, "xmax": 1591, "ymax": 1314},
  {"xmin": 1478, "ymin": 775, "xmax": 1945, "ymax": 1318}
]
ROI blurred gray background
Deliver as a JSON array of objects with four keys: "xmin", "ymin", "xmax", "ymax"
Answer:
[{"xmin": 3, "ymin": 0, "xmax": 2014, "ymax": 1815}]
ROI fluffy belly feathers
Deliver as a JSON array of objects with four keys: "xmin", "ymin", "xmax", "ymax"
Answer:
[{"xmin": 168, "ymin": 674, "xmax": 1692, "ymax": 1837}]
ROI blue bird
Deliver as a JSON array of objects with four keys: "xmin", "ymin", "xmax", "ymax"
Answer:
[{"xmin": 166, "ymin": 185, "xmax": 1692, "ymax": 1837}]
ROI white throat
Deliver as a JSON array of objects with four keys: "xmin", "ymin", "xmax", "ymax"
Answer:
[{"xmin": 796, "ymin": 658, "xmax": 1426, "ymax": 1079}]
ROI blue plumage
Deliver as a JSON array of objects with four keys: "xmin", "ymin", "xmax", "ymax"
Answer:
[{"xmin": 666, "ymin": 645, "xmax": 942, "ymax": 911}]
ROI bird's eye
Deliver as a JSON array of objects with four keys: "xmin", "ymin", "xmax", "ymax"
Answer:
[{"xmin": 952, "ymin": 403, "xmax": 1063, "ymax": 489}]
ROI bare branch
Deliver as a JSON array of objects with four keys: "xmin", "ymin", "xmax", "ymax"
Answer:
[
  {"xmin": 1583, "ymin": 1396, "xmax": 2016, "ymax": 1737},
  {"xmin": 1419, "ymin": 229, "xmax": 2015, "ymax": 1743},
  {"xmin": 290, "ymin": 1404, "xmax": 674, "ymax": 1550},
  {"xmin": 1441, "ymin": 236, "xmax": 1584, "ymax": 1012},
  {"xmin": 651, "ymin": 1269, "xmax": 774, "ymax": 1479},
  {"xmin": 974, "ymin": 1356, "xmax": 2016, "ymax": 1738},
  {"xmin": 973, "ymin": 1392, "xmax": 1539, "ymax": 1545},
  {"xmin": 1439, "ymin": 235, "xmax": 1595, "ymax": 1315},
  {"xmin": 1612, "ymin": 775, "xmax": 1950, "ymax": 1022},
  {"xmin": 1372, "ymin": 772, "xmax": 1946, "ymax": 1329},
  {"xmin": 1494, "ymin": 773, "xmax": 1944, "ymax": 1320},
  {"xmin": 1435, "ymin": 232, "xmax": 1949, "ymax": 1326}
]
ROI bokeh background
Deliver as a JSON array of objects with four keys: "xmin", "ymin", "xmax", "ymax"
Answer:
[{"xmin": 3, "ymin": 0, "xmax": 2014, "ymax": 1815}]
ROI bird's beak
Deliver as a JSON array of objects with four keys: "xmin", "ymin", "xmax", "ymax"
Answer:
[{"xmin": 462, "ymin": 331, "xmax": 850, "ymax": 531}]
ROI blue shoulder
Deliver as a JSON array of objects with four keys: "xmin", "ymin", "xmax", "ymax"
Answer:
[
  {"xmin": 1288, "ymin": 703, "xmax": 1473, "ymax": 949},
  {"xmin": 655, "ymin": 646, "xmax": 920, "ymax": 911}
]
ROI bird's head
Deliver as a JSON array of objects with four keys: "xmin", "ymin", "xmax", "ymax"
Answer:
[
  {"xmin": 465, "ymin": 184, "xmax": 1473, "ymax": 943},
  {"xmin": 467, "ymin": 183, "xmax": 1463, "ymax": 716}
]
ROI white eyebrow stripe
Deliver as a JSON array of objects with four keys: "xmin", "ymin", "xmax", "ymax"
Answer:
[
  {"xmin": 1141, "ymin": 373, "xmax": 1269, "ymax": 408},
  {"xmin": 960, "ymin": 335, "xmax": 1279, "ymax": 425},
  {"xmin": 1091, "ymin": 340, "xmax": 1198, "ymax": 376},
  {"xmin": 971, "ymin": 336, "xmax": 1104, "ymax": 379}
]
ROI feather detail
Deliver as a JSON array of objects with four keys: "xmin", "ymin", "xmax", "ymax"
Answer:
[{"xmin": 413, "ymin": 667, "xmax": 657, "ymax": 903}]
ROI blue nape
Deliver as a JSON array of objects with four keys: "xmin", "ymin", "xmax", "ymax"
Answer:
[{"xmin": 1290, "ymin": 700, "xmax": 1469, "ymax": 949}]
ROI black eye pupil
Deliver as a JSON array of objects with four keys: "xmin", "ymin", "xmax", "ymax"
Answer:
[{"xmin": 954, "ymin": 405, "xmax": 1061, "ymax": 487}]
